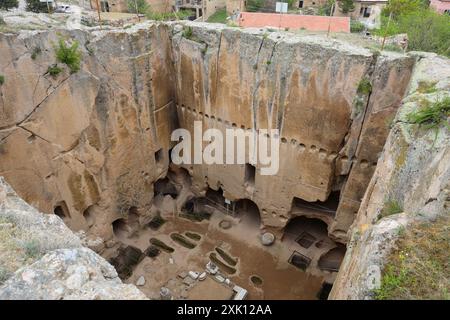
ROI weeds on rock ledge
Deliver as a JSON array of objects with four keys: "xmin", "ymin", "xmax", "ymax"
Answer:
[
  {"xmin": 375, "ymin": 215, "xmax": 450, "ymax": 300},
  {"xmin": 357, "ymin": 78, "xmax": 372, "ymax": 95},
  {"xmin": 182, "ymin": 26, "xmax": 193, "ymax": 40},
  {"xmin": 378, "ymin": 200, "xmax": 403, "ymax": 220},
  {"xmin": 0, "ymin": 74, "xmax": 5, "ymax": 86},
  {"xmin": 407, "ymin": 96, "xmax": 450, "ymax": 130},
  {"xmin": 54, "ymin": 38, "xmax": 82, "ymax": 73},
  {"xmin": 47, "ymin": 64, "xmax": 62, "ymax": 78}
]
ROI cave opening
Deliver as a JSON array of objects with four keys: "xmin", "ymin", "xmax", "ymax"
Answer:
[
  {"xmin": 244, "ymin": 163, "xmax": 256, "ymax": 186},
  {"xmin": 53, "ymin": 201, "xmax": 70, "ymax": 220}
]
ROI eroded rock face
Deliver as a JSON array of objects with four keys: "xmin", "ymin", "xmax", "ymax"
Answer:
[
  {"xmin": 0, "ymin": 22, "xmax": 415, "ymax": 248},
  {"xmin": 330, "ymin": 52, "xmax": 450, "ymax": 300},
  {"xmin": 0, "ymin": 177, "xmax": 146, "ymax": 299}
]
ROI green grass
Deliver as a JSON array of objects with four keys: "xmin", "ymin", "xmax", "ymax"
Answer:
[
  {"xmin": 47, "ymin": 64, "xmax": 63, "ymax": 78},
  {"xmin": 375, "ymin": 215, "xmax": 449, "ymax": 300},
  {"xmin": 379, "ymin": 200, "xmax": 403, "ymax": 220},
  {"xmin": 406, "ymin": 96, "xmax": 450, "ymax": 130},
  {"xmin": 207, "ymin": 9, "xmax": 228, "ymax": 24},
  {"xmin": 357, "ymin": 78, "xmax": 372, "ymax": 95},
  {"xmin": 182, "ymin": 26, "xmax": 193, "ymax": 40},
  {"xmin": 54, "ymin": 38, "xmax": 81, "ymax": 73},
  {"xmin": 0, "ymin": 74, "xmax": 4, "ymax": 86}
]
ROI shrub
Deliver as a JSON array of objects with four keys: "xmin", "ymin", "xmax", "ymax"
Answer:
[
  {"xmin": 25, "ymin": 0, "xmax": 49, "ymax": 13},
  {"xmin": 0, "ymin": 16, "xmax": 5, "ymax": 25},
  {"xmin": 127, "ymin": 0, "xmax": 149, "ymax": 14},
  {"xmin": 47, "ymin": 64, "xmax": 63, "ymax": 77},
  {"xmin": 357, "ymin": 78, "xmax": 372, "ymax": 95},
  {"xmin": 382, "ymin": 0, "xmax": 427, "ymax": 19},
  {"xmin": 338, "ymin": 0, "xmax": 355, "ymax": 14},
  {"xmin": 31, "ymin": 47, "xmax": 41, "ymax": 60},
  {"xmin": 318, "ymin": 0, "xmax": 336, "ymax": 16},
  {"xmin": 350, "ymin": 20, "xmax": 365, "ymax": 33},
  {"xmin": 0, "ymin": 75, "xmax": 4, "ymax": 86},
  {"xmin": 54, "ymin": 38, "xmax": 82, "ymax": 73},
  {"xmin": 0, "ymin": 0, "xmax": 18, "ymax": 10},
  {"xmin": 406, "ymin": 96, "xmax": 450, "ymax": 129}
]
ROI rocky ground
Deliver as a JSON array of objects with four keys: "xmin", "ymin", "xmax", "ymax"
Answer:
[{"xmin": 0, "ymin": 177, "xmax": 147, "ymax": 299}]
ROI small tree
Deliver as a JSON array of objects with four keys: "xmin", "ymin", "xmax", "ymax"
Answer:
[
  {"xmin": 338, "ymin": 0, "xmax": 355, "ymax": 14},
  {"xmin": 0, "ymin": 0, "xmax": 18, "ymax": 10},
  {"xmin": 382, "ymin": 0, "xmax": 426, "ymax": 18},
  {"xmin": 25, "ymin": 0, "xmax": 50, "ymax": 13},
  {"xmin": 127, "ymin": 0, "xmax": 149, "ymax": 14},
  {"xmin": 319, "ymin": 0, "xmax": 336, "ymax": 16}
]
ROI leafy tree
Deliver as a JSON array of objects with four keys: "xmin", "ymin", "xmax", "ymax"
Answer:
[
  {"xmin": 338, "ymin": 0, "xmax": 355, "ymax": 13},
  {"xmin": 397, "ymin": 9, "xmax": 450, "ymax": 57},
  {"xmin": 246, "ymin": 0, "xmax": 265, "ymax": 12},
  {"xmin": 25, "ymin": 0, "xmax": 50, "ymax": 13},
  {"xmin": 0, "ymin": 0, "xmax": 18, "ymax": 10},
  {"xmin": 318, "ymin": 0, "xmax": 336, "ymax": 16},
  {"xmin": 127, "ymin": 0, "xmax": 149, "ymax": 14},
  {"xmin": 376, "ymin": 8, "xmax": 450, "ymax": 57},
  {"xmin": 382, "ymin": 0, "xmax": 427, "ymax": 18}
]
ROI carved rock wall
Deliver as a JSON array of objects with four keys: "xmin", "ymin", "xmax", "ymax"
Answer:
[{"xmin": 0, "ymin": 22, "xmax": 415, "ymax": 244}]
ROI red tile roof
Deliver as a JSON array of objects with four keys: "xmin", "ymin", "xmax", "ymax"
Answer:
[{"xmin": 238, "ymin": 12, "xmax": 350, "ymax": 33}]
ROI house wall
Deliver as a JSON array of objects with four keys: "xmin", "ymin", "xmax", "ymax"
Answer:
[
  {"xmin": 205, "ymin": 0, "xmax": 227, "ymax": 19},
  {"xmin": 430, "ymin": 0, "xmax": 450, "ymax": 13},
  {"xmin": 91, "ymin": 0, "xmax": 173, "ymax": 13},
  {"xmin": 293, "ymin": 0, "xmax": 328, "ymax": 9},
  {"xmin": 226, "ymin": 0, "xmax": 243, "ymax": 15},
  {"xmin": 333, "ymin": 1, "xmax": 387, "ymax": 28}
]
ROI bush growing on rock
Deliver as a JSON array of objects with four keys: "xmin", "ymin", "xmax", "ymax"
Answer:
[
  {"xmin": 54, "ymin": 38, "xmax": 82, "ymax": 73},
  {"xmin": 47, "ymin": 64, "xmax": 63, "ymax": 78}
]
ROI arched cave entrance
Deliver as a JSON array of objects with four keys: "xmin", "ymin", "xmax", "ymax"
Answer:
[
  {"xmin": 54, "ymin": 201, "xmax": 70, "ymax": 220},
  {"xmin": 234, "ymin": 198, "xmax": 261, "ymax": 228},
  {"xmin": 112, "ymin": 206, "xmax": 140, "ymax": 239},
  {"xmin": 153, "ymin": 177, "xmax": 179, "ymax": 198},
  {"xmin": 318, "ymin": 244, "xmax": 346, "ymax": 272}
]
